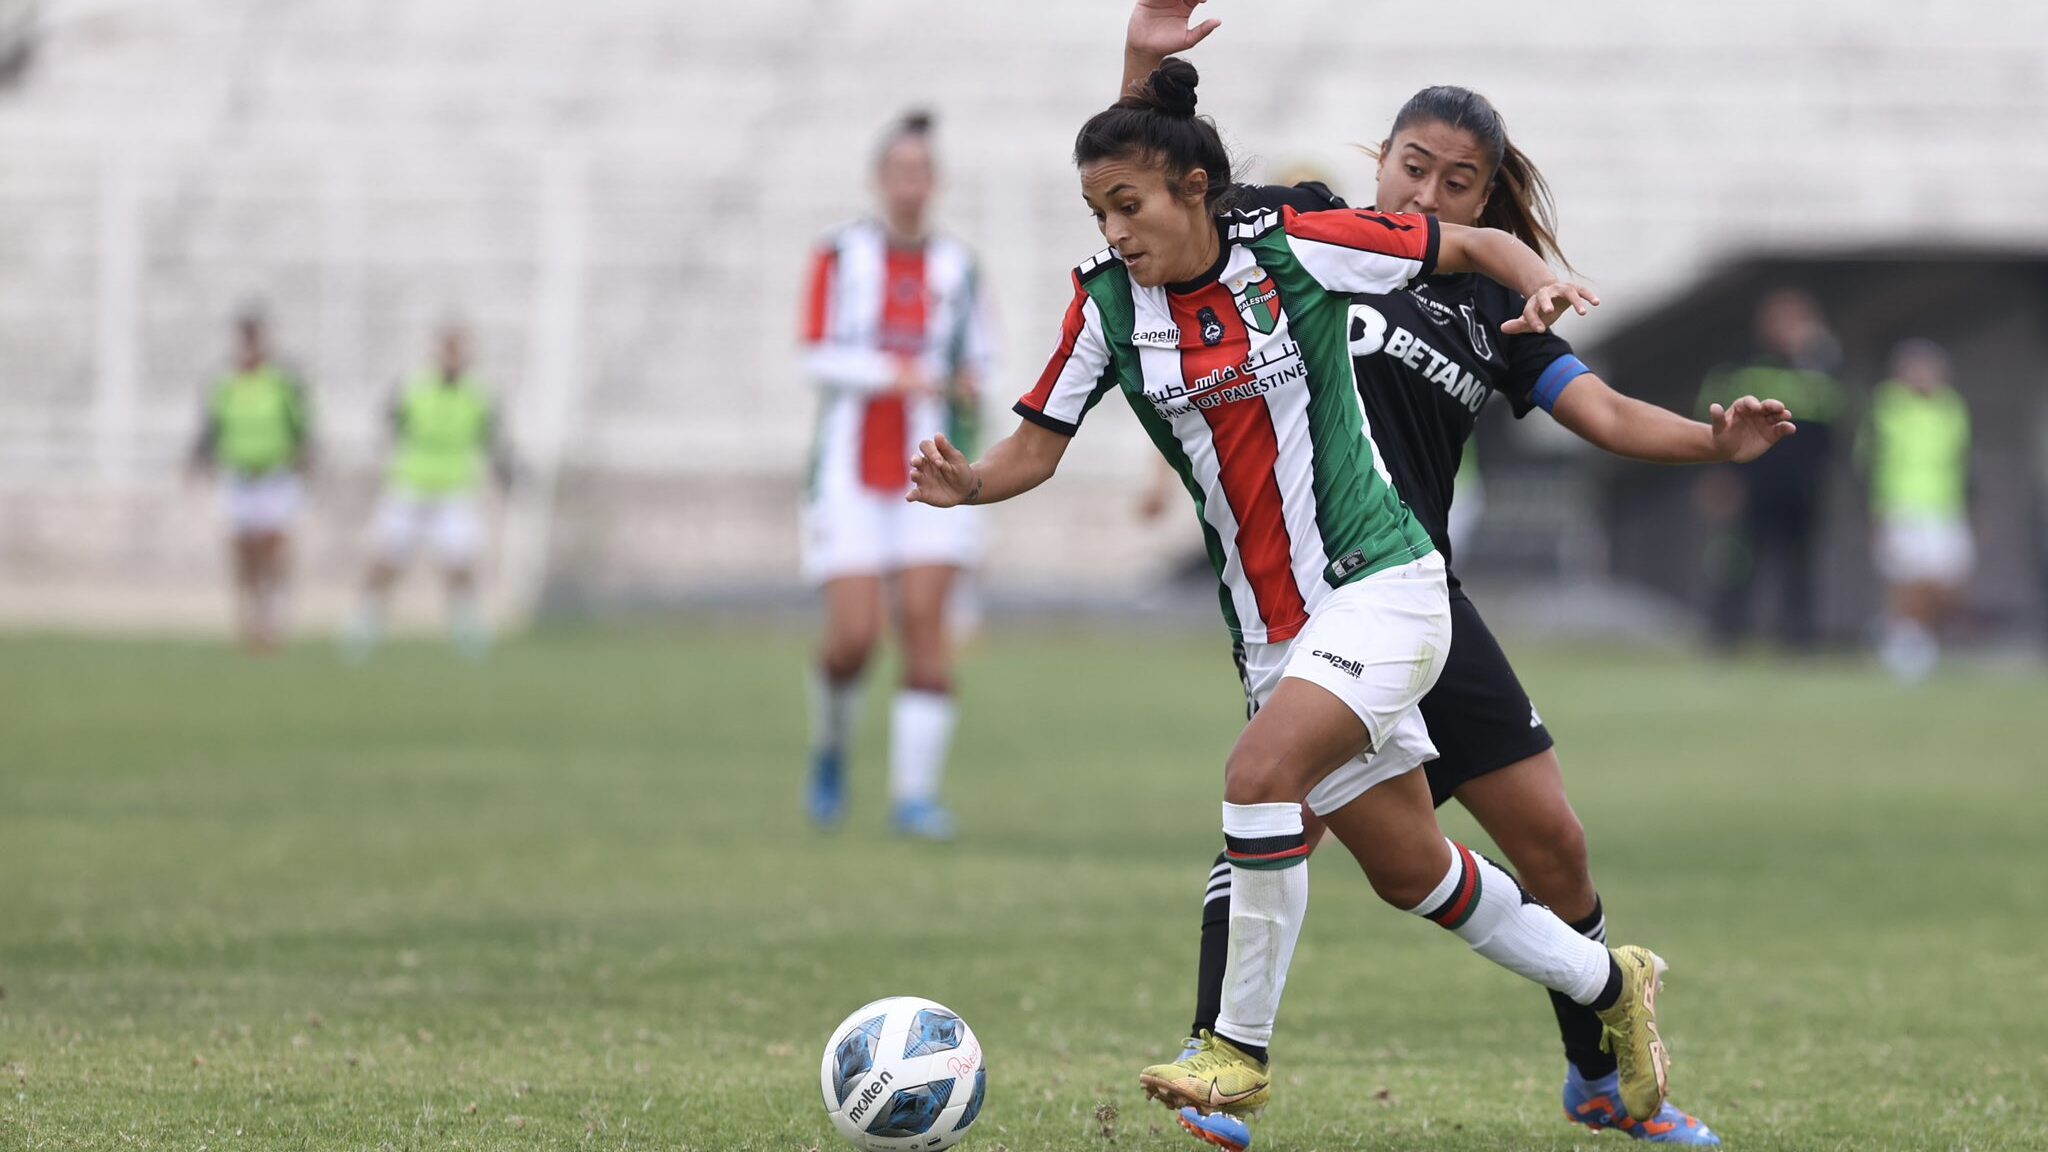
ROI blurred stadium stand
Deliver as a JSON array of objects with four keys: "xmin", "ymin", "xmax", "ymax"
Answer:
[{"xmin": 1, "ymin": 0, "xmax": 2045, "ymax": 637}]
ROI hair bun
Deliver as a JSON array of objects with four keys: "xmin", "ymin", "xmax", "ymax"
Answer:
[{"xmin": 1142, "ymin": 58, "xmax": 1200, "ymax": 118}]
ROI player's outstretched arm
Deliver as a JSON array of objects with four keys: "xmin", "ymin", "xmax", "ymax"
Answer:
[
  {"xmin": 1121, "ymin": 0, "xmax": 1221, "ymax": 96},
  {"xmin": 908, "ymin": 420, "xmax": 1069, "ymax": 508},
  {"xmin": 1437, "ymin": 224, "xmax": 1599, "ymax": 335},
  {"xmin": 1551, "ymin": 376, "xmax": 1797, "ymax": 464}
]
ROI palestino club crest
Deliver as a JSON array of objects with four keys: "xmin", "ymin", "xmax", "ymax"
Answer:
[{"xmin": 1229, "ymin": 266, "xmax": 1280, "ymax": 335}]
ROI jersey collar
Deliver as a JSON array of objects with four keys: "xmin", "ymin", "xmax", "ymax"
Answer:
[{"xmin": 1165, "ymin": 218, "xmax": 1232, "ymax": 296}]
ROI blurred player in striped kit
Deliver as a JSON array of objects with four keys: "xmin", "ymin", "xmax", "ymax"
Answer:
[{"xmin": 800, "ymin": 111, "xmax": 995, "ymax": 840}]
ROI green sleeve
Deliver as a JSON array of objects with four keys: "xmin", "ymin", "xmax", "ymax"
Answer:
[
  {"xmin": 1695, "ymin": 370, "xmax": 1731, "ymax": 420},
  {"xmin": 284, "ymin": 378, "xmax": 311, "ymax": 449}
]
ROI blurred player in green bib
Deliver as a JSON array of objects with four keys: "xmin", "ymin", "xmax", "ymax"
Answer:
[
  {"xmin": 1864, "ymin": 338, "xmax": 1973, "ymax": 681},
  {"xmin": 344, "ymin": 324, "xmax": 514, "ymax": 660},
  {"xmin": 188, "ymin": 310, "xmax": 311, "ymax": 654}
]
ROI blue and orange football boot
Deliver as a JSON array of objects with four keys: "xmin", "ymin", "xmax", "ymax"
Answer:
[
  {"xmin": 1177, "ymin": 1105, "xmax": 1252, "ymax": 1151},
  {"xmin": 891, "ymin": 799, "xmax": 956, "ymax": 841},
  {"xmin": 1565, "ymin": 1067, "xmax": 1720, "ymax": 1145},
  {"xmin": 806, "ymin": 748, "xmax": 845, "ymax": 828}
]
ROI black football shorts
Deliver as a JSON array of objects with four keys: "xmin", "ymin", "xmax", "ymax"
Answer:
[{"xmin": 1420, "ymin": 587, "xmax": 1556, "ymax": 807}]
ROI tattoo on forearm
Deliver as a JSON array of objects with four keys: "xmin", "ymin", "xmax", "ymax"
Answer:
[{"xmin": 966, "ymin": 475, "xmax": 983, "ymax": 505}]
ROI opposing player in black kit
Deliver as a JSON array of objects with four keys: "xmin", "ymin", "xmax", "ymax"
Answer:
[{"xmin": 1120, "ymin": 4, "xmax": 1795, "ymax": 1148}]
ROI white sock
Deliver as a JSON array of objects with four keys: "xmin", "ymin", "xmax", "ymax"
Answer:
[
  {"xmin": 449, "ymin": 590, "xmax": 489, "ymax": 657},
  {"xmin": 1882, "ymin": 617, "xmax": 1938, "ymax": 683},
  {"xmin": 1410, "ymin": 840, "xmax": 1614, "ymax": 1006},
  {"xmin": 888, "ymin": 690, "xmax": 956, "ymax": 805},
  {"xmin": 809, "ymin": 669, "xmax": 863, "ymax": 759},
  {"xmin": 1214, "ymin": 801, "xmax": 1310, "ymax": 1051},
  {"xmin": 344, "ymin": 599, "xmax": 384, "ymax": 658},
  {"xmin": 259, "ymin": 582, "xmax": 289, "ymax": 643}
]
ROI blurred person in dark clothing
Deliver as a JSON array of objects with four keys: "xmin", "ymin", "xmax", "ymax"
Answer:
[
  {"xmin": 1696, "ymin": 289, "xmax": 1845, "ymax": 649},
  {"xmin": 1862, "ymin": 339, "xmax": 1972, "ymax": 681}
]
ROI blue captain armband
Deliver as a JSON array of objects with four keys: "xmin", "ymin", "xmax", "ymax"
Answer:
[{"xmin": 1532, "ymin": 354, "xmax": 1591, "ymax": 413}]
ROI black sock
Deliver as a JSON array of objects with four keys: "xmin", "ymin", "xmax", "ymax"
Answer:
[
  {"xmin": 1588, "ymin": 958, "xmax": 1624, "ymax": 1012},
  {"xmin": 1192, "ymin": 852, "xmax": 1230, "ymax": 1036},
  {"xmin": 1216, "ymin": 1031, "xmax": 1269, "ymax": 1067},
  {"xmin": 1551, "ymin": 897, "xmax": 1621, "ymax": 1077}
]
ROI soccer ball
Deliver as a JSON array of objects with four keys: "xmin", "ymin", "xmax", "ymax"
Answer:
[{"xmin": 820, "ymin": 996, "xmax": 986, "ymax": 1151}]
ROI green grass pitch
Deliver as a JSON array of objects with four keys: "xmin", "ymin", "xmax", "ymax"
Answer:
[{"xmin": 2, "ymin": 625, "xmax": 2044, "ymax": 1150}]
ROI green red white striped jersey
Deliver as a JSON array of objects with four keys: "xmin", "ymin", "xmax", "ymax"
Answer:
[
  {"xmin": 802, "ymin": 220, "xmax": 992, "ymax": 496},
  {"xmin": 1016, "ymin": 206, "xmax": 1442, "ymax": 644}
]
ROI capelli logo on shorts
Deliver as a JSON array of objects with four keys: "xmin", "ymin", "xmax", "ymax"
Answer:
[{"xmin": 1310, "ymin": 649, "xmax": 1365, "ymax": 678}]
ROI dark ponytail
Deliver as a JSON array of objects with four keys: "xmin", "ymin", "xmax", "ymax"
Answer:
[
  {"xmin": 1386, "ymin": 86, "xmax": 1570, "ymax": 272},
  {"xmin": 1074, "ymin": 58, "xmax": 1237, "ymax": 212},
  {"xmin": 875, "ymin": 108, "xmax": 935, "ymax": 168}
]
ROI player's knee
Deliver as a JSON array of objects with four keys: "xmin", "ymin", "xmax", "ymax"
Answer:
[
  {"xmin": 901, "ymin": 662, "xmax": 952, "ymax": 695},
  {"xmin": 1363, "ymin": 854, "xmax": 1443, "ymax": 911},
  {"xmin": 1511, "ymin": 813, "xmax": 1592, "ymax": 911},
  {"xmin": 1222, "ymin": 740, "xmax": 1306, "ymax": 805},
  {"xmin": 820, "ymin": 630, "xmax": 879, "ymax": 682}
]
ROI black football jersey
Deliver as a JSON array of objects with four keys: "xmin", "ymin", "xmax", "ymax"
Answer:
[{"xmin": 1239, "ymin": 184, "xmax": 1583, "ymax": 572}]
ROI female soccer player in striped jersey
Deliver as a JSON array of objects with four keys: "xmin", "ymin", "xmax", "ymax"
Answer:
[
  {"xmin": 1121, "ymin": 3, "xmax": 1794, "ymax": 1146},
  {"xmin": 908, "ymin": 58, "xmax": 1675, "ymax": 1135},
  {"xmin": 801, "ymin": 111, "xmax": 995, "ymax": 840}
]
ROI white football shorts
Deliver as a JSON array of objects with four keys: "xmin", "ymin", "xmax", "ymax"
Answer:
[
  {"xmin": 1234, "ymin": 552, "xmax": 1452, "ymax": 816},
  {"xmin": 1877, "ymin": 515, "xmax": 1974, "ymax": 586},
  {"xmin": 222, "ymin": 472, "xmax": 303, "ymax": 537},
  {"xmin": 800, "ymin": 480, "xmax": 983, "ymax": 584},
  {"xmin": 371, "ymin": 491, "xmax": 486, "ymax": 567}
]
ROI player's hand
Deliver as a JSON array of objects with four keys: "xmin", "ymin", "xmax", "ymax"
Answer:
[
  {"xmin": 908, "ymin": 435, "xmax": 979, "ymax": 507},
  {"xmin": 1711, "ymin": 394, "xmax": 1798, "ymax": 463},
  {"xmin": 1502, "ymin": 281, "xmax": 1599, "ymax": 335},
  {"xmin": 1127, "ymin": 0, "xmax": 1221, "ymax": 72}
]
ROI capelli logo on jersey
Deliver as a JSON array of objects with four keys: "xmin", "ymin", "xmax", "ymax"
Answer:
[{"xmin": 1132, "ymin": 327, "xmax": 1183, "ymax": 348}]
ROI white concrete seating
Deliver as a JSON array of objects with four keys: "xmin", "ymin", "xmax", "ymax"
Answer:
[{"xmin": 1, "ymin": 0, "xmax": 2045, "ymax": 624}]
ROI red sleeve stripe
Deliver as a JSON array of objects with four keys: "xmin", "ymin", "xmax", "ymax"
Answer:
[
  {"xmin": 1018, "ymin": 271, "xmax": 1088, "ymax": 414},
  {"xmin": 802, "ymin": 246, "xmax": 837, "ymax": 344},
  {"xmin": 1280, "ymin": 205, "xmax": 1432, "ymax": 262}
]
